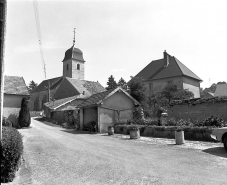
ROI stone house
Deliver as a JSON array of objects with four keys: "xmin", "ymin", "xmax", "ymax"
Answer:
[
  {"xmin": 214, "ymin": 84, "xmax": 227, "ymax": 97},
  {"xmin": 134, "ymin": 51, "xmax": 202, "ymax": 98},
  {"xmin": 3, "ymin": 75, "xmax": 29, "ymax": 126},
  {"xmin": 78, "ymin": 87, "xmax": 140, "ymax": 133}
]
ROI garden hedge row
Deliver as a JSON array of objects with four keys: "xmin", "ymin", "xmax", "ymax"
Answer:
[
  {"xmin": 1, "ymin": 126, "xmax": 23, "ymax": 183},
  {"xmin": 114, "ymin": 125, "xmax": 215, "ymax": 142}
]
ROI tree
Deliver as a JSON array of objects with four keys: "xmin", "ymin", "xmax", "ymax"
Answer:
[
  {"xmin": 27, "ymin": 80, "xmax": 38, "ymax": 93},
  {"xmin": 127, "ymin": 77, "xmax": 147, "ymax": 104},
  {"xmin": 117, "ymin": 77, "xmax": 128, "ymax": 90},
  {"xmin": 148, "ymin": 81, "xmax": 194, "ymax": 106},
  {"xmin": 18, "ymin": 97, "xmax": 31, "ymax": 128},
  {"xmin": 106, "ymin": 75, "xmax": 117, "ymax": 90}
]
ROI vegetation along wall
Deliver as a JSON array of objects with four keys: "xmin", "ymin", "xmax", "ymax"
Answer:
[{"xmin": 167, "ymin": 97, "xmax": 227, "ymax": 121}]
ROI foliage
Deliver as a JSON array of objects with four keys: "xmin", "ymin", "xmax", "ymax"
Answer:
[
  {"xmin": 148, "ymin": 81, "xmax": 194, "ymax": 107},
  {"xmin": 27, "ymin": 80, "xmax": 38, "ymax": 94},
  {"xmin": 128, "ymin": 125, "xmax": 140, "ymax": 131},
  {"xmin": 106, "ymin": 75, "xmax": 117, "ymax": 90},
  {"xmin": 115, "ymin": 118, "xmax": 158, "ymax": 126},
  {"xmin": 166, "ymin": 116, "xmax": 227, "ymax": 128},
  {"xmin": 18, "ymin": 97, "xmax": 31, "ymax": 127},
  {"xmin": 1, "ymin": 127, "xmax": 23, "ymax": 183},
  {"xmin": 128, "ymin": 77, "xmax": 147, "ymax": 104},
  {"xmin": 169, "ymin": 96, "xmax": 227, "ymax": 107},
  {"xmin": 117, "ymin": 77, "xmax": 128, "ymax": 90},
  {"xmin": 2, "ymin": 117, "xmax": 13, "ymax": 127},
  {"xmin": 116, "ymin": 116, "xmax": 227, "ymax": 128}
]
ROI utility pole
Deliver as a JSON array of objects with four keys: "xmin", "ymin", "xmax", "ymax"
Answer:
[{"xmin": 0, "ymin": 0, "xmax": 7, "ymax": 140}]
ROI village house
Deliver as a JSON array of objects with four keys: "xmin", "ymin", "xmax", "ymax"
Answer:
[
  {"xmin": 134, "ymin": 51, "xmax": 202, "ymax": 98},
  {"xmin": 214, "ymin": 83, "xmax": 227, "ymax": 97},
  {"xmin": 3, "ymin": 75, "xmax": 29, "ymax": 126},
  {"xmin": 78, "ymin": 87, "xmax": 140, "ymax": 133}
]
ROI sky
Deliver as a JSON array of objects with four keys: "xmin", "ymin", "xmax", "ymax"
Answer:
[{"xmin": 4, "ymin": 0, "xmax": 227, "ymax": 89}]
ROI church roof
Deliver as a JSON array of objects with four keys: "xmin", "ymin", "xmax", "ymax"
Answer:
[
  {"xmin": 66, "ymin": 78, "xmax": 106, "ymax": 96},
  {"xmin": 32, "ymin": 77, "xmax": 62, "ymax": 93},
  {"xmin": 135, "ymin": 52, "xmax": 202, "ymax": 81},
  {"xmin": 4, "ymin": 75, "xmax": 29, "ymax": 95},
  {"xmin": 62, "ymin": 45, "xmax": 85, "ymax": 62}
]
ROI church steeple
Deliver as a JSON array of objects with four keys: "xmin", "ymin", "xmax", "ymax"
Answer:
[
  {"xmin": 73, "ymin": 28, "xmax": 76, "ymax": 45},
  {"xmin": 62, "ymin": 29, "xmax": 85, "ymax": 80}
]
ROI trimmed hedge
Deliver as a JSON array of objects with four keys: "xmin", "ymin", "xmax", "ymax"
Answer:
[
  {"xmin": 1, "ymin": 127, "xmax": 23, "ymax": 183},
  {"xmin": 114, "ymin": 125, "xmax": 215, "ymax": 142}
]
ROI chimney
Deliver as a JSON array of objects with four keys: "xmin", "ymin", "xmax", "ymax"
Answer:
[{"xmin": 163, "ymin": 50, "xmax": 169, "ymax": 67}]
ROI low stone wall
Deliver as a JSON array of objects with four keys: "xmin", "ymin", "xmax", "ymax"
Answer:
[{"xmin": 114, "ymin": 125, "xmax": 215, "ymax": 142}]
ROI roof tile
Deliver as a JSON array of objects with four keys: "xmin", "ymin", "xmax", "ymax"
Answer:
[{"xmin": 4, "ymin": 75, "xmax": 29, "ymax": 95}]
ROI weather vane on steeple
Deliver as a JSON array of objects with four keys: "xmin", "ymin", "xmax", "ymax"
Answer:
[{"xmin": 73, "ymin": 28, "xmax": 76, "ymax": 45}]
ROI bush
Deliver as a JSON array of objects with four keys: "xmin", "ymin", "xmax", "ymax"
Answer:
[
  {"xmin": 1, "ymin": 127, "xmax": 23, "ymax": 183},
  {"xmin": 2, "ymin": 117, "xmax": 13, "ymax": 127},
  {"xmin": 18, "ymin": 97, "xmax": 31, "ymax": 127}
]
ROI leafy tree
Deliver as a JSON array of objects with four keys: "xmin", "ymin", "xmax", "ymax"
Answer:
[
  {"xmin": 18, "ymin": 97, "xmax": 31, "ymax": 127},
  {"xmin": 27, "ymin": 80, "xmax": 38, "ymax": 93},
  {"xmin": 106, "ymin": 75, "xmax": 117, "ymax": 90},
  {"xmin": 128, "ymin": 77, "xmax": 147, "ymax": 104},
  {"xmin": 117, "ymin": 77, "xmax": 128, "ymax": 90},
  {"xmin": 148, "ymin": 81, "xmax": 194, "ymax": 106}
]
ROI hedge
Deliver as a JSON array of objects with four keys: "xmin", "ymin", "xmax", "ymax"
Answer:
[
  {"xmin": 1, "ymin": 127, "xmax": 23, "ymax": 183},
  {"xmin": 114, "ymin": 125, "xmax": 215, "ymax": 142}
]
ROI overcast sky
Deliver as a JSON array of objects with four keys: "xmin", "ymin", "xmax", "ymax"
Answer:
[{"xmin": 4, "ymin": 0, "xmax": 227, "ymax": 88}]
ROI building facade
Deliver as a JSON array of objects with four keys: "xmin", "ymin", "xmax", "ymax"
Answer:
[{"xmin": 135, "ymin": 51, "xmax": 202, "ymax": 98}]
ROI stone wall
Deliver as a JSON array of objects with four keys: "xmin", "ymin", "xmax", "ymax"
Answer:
[{"xmin": 167, "ymin": 101, "xmax": 227, "ymax": 121}]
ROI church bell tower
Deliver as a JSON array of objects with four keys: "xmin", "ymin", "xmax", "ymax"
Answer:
[{"xmin": 62, "ymin": 29, "xmax": 85, "ymax": 80}]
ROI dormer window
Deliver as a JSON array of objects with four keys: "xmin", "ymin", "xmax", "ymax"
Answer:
[
  {"xmin": 77, "ymin": 63, "xmax": 80, "ymax": 70},
  {"xmin": 67, "ymin": 64, "xmax": 69, "ymax": 70}
]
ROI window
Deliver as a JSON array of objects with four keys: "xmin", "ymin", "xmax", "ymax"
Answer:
[
  {"xmin": 66, "ymin": 64, "xmax": 69, "ymax": 70},
  {"xmin": 77, "ymin": 63, "xmax": 80, "ymax": 70}
]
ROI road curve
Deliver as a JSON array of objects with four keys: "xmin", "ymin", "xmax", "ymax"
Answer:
[{"xmin": 7, "ymin": 118, "xmax": 227, "ymax": 185}]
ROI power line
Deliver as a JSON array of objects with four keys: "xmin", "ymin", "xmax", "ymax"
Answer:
[{"xmin": 33, "ymin": 0, "xmax": 46, "ymax": 79}]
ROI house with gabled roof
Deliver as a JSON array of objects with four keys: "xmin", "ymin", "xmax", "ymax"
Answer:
[
  {"xmin": 134, "ymin": 51, "xmax": 202, "ymax": 98},
  {"xmin": 3, "ymin": 75, "xmax": 29, "ymax": 126},
  {"xmin": 214, "ymin": 84, "xmax": 227, "ymax": 97},
  {"xmin": 78, "ymin": 87, "xmax": 140, "ymax": 133},
  {"xmin": 4, "ymin": 75, "xmax": 29, "ymax": 108}
]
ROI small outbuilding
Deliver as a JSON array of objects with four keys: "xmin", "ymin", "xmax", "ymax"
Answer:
[
  {"xmin": 3, "ymin": 75, "xmax": 29, "ymax": 126},
  {"xmin": 78, "ymin": 87, "xmax": 140, "ymax": 133}
]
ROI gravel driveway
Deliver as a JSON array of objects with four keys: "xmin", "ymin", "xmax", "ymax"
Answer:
[{"xmin": 6, "ymin": 118, "xmax": 227, "ymax": 185}]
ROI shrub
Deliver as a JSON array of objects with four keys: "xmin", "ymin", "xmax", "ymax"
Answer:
[
  {"xmin": 1, "ymin": 127, "xmax": 23, "ymax": 183},
  {"xmin": 18, "ymin": 97, "xmax": 31, "ymax": 127},
  {"xmin": 2, "ymin": 117, "xmax": 13, "ymax": 127}
]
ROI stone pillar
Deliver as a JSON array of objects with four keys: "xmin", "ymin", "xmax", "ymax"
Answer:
[{"xmin": 160, "ymin": 112, "xmax": 168, "ymax": 125}]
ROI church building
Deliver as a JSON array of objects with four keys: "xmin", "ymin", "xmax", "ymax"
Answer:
[{"xmin": 29, "ymin": 36, "xmax": 105, "ymax": 111}]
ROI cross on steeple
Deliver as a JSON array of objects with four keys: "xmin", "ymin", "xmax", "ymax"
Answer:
[{"xmin": 73, "ymin": 28, "xmax": 76, "ymax": 45}]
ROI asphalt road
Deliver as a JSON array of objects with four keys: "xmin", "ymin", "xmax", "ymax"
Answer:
[{"xmin": 6, "ymin": 118, "xmax": 227, "ymax": 185}]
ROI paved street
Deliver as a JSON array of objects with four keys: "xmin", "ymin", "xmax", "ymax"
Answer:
[{"xmin": 7, "ymin": 118, "xmax": 227, "ymax": 185}]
